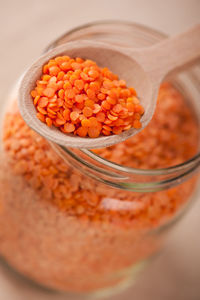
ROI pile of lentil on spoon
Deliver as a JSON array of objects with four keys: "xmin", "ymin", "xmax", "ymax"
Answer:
[{"xmin": 31, "ymin": 56, "xmax": 144, "ymax": 138}]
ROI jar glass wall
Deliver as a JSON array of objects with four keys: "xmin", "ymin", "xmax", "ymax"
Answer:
[{"xmin": 0, "ymin": 21, "xmax": 199, "ymax": 299}]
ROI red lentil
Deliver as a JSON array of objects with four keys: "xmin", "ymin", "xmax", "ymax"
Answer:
[
  {"xmin": 2, "ymin": 83, "xmax": 199, "ymax": 223},
  {"xmin": 31, "ymin": 56, "xmax": 144, "ymax": 137},
  {"xmin": 0, "ymin": 82, "xmax": 198, "ymax": 292}
]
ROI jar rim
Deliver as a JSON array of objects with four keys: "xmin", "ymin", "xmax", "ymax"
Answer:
[
  {"xmin": 46, "ymin": 20, "xmax": 200, "ymax": 190},
  {"xmin": 83, "ymin": 149, "xmax": 200, "ymax": 176},
  {"xmin": 46, "ymin": 20, "xmax": 169, "ymax": 52}
]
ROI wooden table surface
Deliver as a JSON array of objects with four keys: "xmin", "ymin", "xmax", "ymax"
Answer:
[{"xmin": 0, "ymin": 0, "xmax": 200, "ymax": 299}]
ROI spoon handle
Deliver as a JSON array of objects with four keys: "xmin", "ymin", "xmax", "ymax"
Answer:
[{"xmin": 127, "ymin": 24, "xmax": 200, "ymax": 82}]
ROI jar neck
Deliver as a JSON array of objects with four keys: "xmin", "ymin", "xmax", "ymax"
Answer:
[
  {"xmin": 44, "ymin": 21, "xmax": 200, "ymax": 192},
  {"xmin": 50, "ymin": 142, "xmax": 200, "ymax": 193}
]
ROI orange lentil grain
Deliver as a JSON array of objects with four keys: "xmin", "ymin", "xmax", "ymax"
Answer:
[
  {"xmin": 129, "ymin": 87, "xmax": 137, "ymax": 95},
  {"xmin": 42, "ymin": 74, "xmax": 51, "ymax": 81},
  {"xmin": 108, "ymin": 114, "xmax": 118, "ymax": 121},
  {"xmin": 88, "ymin": 69, "xmax": 99, "ymax": 79},
  {"xmin": 38, "ymin": 97, "xmax": 48, "ymax": 108},
  {"xmin": 47, "ymin": 82, "xmax": 58, "ymax": 91},
  {"xmin": 54, "ymin": 56, "xmax": 64, "ymax": 63},
  {"xmin": 81, "ymin": 119, "xmax": 91, "ymax": 127},
  {"xmin": 93, "ymin": 104, "xmax": 101, "ymax": 114},
  {"xmin": 63, "ymin": 123, "xmax": 75, "ymax": 133},
  {"xmin": 53, "ymin": 120, "xmax": 61, "ymax": 127},
  {"xmin": 47, "ymin": 108, "xmax": 56, "ymax": 115},
  {"xmin": 89, "ymin": 117, "xmax": 99, "ymax": 127},
  {"xmin": 88, "ymin": 127, "xmax": 100, "ymax": 138},
  {"xmin": 104, "ymin": 118, "xmax": 112, "ymax": 125},
  {"xmin": 37, "ymin": 107, "xmax": 47, "ymax": 115},
  {"xmin": 84, "ymin": 100, "xmax": 94, "ymax": 109},
  {"xmin": 63, "ymin": 81, "xmax": 72, "ymax": 90},
  {"xmin": 49, "ymin": 76, "xmax": 57, "ymax": 83},
  {"xmin": 38, "ymin": 80, "xmax": 47, "ymax": 87},
  {"xmin": 71, "ymin": 62, "xmax": 81, "ymax": 70},
  {"xmin": 86, "ymin": 89, "xmax": 96, "ymax": 100},
  {"xmin": 97, "ymin": 93, "xmax": 106, "ymax": 100},
  {"xmin": 113, "ymin": 104, "xmax": 123, "ymax": 113},
  {"xmin": 31, "ymin": 90, "xmax": 37, "ymax": 98},
  {"xmin": 58, "ymin": 89, "xmax": 64, "ymax": 99},
  {"xmin": 70, "ymin": 111, "xmax": 79, "ymax": 122},
  {"xmin": 108, "ymin": 89, "xmax": 118, "ymax": 99},
  {"xmin": 36, "ymin": 112, "xmax": 45, "ymax": 122},
  {"xmin": 57, "ymin": 112, "xmax": 64, "ymax": 120},
  {"xmin": 64, "ymin": 100, "xmax": 73, "ymax": 109},
  {"xmin": 96, "ymin": 112, "xmax": 106, "ymax": 123},
  {"xmin": 76, "ymin": 103, "xmax": 84, "ymax": 110},
  {"xmin": 103, "ymin": 80, "xmax": 114, "ymax": 89},
  {"xmin": 102, "ymin": 129, "xmax": 111, "ymax": 135},
  {"xmin": 65, "ymin": 89, "xmax": 75, "ymax": 99},
  {"xmin": 134, "ymin": 104, "xmax": 143, "ymax": 113},
  {"xmin": 69, "ymin": 75, "xmax": 78, "ymax": 85},
  {"xmin": 133, "ymin": 120, "xmax": 142, "ymax": 129},
  {"xmin": 48, "ymin": 113, "xmax": 56, "ymax": 119},
  {"xmin": 74, "ymin": 80, "xmax": 84, "ymax": 90},
  {"xmin": 102, "ymin": 101, "xmax": 111, "ymax": 110},
  {"xmin": 48, "ymin": 60, "xmax": 57, "ymax": 67},
  {"xmin": 60, "ymin": 62, "xmax": 71, "ymax": 71},
  {"xmin": 46, "ymin": 117, "xmax": 53, "ymax": 127},
  {"xmin": 80, "ymin": 72, "xmax": 89, "ymax": 81},
  {"xmin": 112, "ymin": 126, "xmax": 123, "ymax": 134},
  {"xmin": 83, "ymin": 107, "xmax": 93, "ymax": 117},
  {"xmin": 57, "ymin": 71, "xmax": 65, "ymax": 80},
  {"xmin": 90, "ymin": 81, "xmax": 100, "ymax": 91},
  {"xmin": 127, "ymin": 102, "xmax": 135, "ymax": 112},
  {"xmin": 134, "ymin": 113, "xmax": 141, "ymax": 120},
  {"xmin": 63, "ymin": 109, "xmax": 70, "ymax": 121},
  {"xmin": 76, "ymin": 57, "xmax": 84, "ymax": 63},
  {"xmin": 57, "ymin": 81, "xmax": 63, "ymax": 89},
  {"xmin": 118, "ymin": 79, "xmax": 126, "ymax": 87},
  {"xmin": 43, "ymin": 88, "xmax": 55, "ymax": 98},
  {"xmin": 76, "ymin": 126, "xmax": 88, "ymax": 137},
  {"xmin": 34, "ymin": 95, "xmax": 40, "ymax": 106},
  {"xmin": 42, "ymin": 64, "xmax": 49, "ymax": 74},
  {"xmin": 83, "ymin": 67, "xmax": 90, "ymax": 74},
  {"xmin": 102, "ymin": 125, "xmax": 112, "ymax": 132},
  {"xmin": 101, "ymin": 88, "xmax": 109, "ymax": 95},
  {"xmin": 36, "ymin": 87, "xmax": 44, "ymax": 96},
  {"xmin": 75, "ymin": 94, "xmax": 84, "ymax": 103},
  {"xmin": 49, "ymin": 66, "xmax": 60, "ymax": 76},
  {"xmin": 132, "ymin": 97, "xmax": 140, "ymax": 104},
  {"xmin": 123, "ymin": 124, "xmax": 132, "ymax": 130},
  {"xmin": 55, "ymin": 118, "xmax": 66, "ymax": 126}
]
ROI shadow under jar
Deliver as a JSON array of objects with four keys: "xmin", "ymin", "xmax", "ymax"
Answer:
[{"xmin": 0, "ymin": 21, "xmax": 200, "ymax": 299}]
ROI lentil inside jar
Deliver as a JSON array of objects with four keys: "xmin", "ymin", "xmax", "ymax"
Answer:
[{"xmin": 0, "ymin": 82, "xmax": 199, "ymax": 293}]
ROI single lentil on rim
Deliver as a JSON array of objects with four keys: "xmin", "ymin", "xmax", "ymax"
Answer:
[{"xmin": 31, "ymin": 56, "xmax": 144, "ymax": 138}]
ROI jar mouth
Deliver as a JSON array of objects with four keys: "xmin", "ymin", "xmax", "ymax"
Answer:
[
  {"xmin": 46, "ymin": 20, "xmax": 169, "ymax": 52},
  {"xmin": 81, "ymin": 149, "xmax": 200, "ymax": 176},
  {"xmin": 53, "ymin": 144, "xmax": 199, "ymax": 193},
  {"xmin": 46, "ymin": 20, "xmax": 200, "ymax": 190}
]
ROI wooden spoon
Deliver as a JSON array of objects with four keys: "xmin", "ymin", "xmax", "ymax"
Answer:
[{"xmin": 19, "ymin": 24, "xmax": 200, "ymax": 149}]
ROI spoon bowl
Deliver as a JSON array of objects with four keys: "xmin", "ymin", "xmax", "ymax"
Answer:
[{"xmin": 19, "ymin": 41, "xmax": 155, "ymax": 148}]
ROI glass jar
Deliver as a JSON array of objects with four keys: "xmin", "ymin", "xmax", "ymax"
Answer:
[{"xmin": 0, "ymin": 21, "xmax": 200, "ymax": 299}]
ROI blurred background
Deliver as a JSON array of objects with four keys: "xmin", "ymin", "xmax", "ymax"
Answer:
[{"xmin": 0, "ymin": 0, "xmax": 200, "ymax": 299}]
